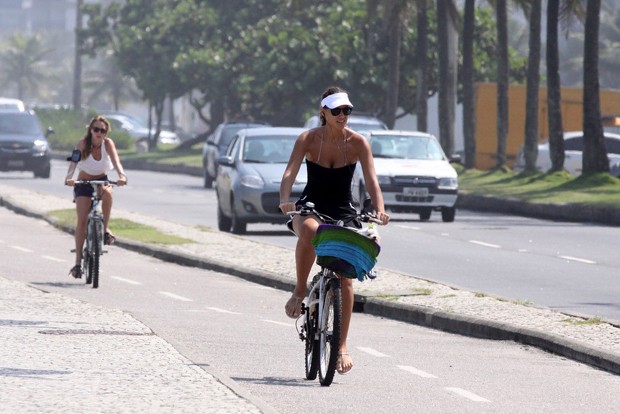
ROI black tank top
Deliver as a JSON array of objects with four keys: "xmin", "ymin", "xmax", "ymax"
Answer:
[{"xmin": 297, "ymin": 160, "xmax": 357, "ymax": 223}]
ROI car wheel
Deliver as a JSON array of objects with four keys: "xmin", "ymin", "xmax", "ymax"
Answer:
[
  {"xmin": 34, "ymin": 163, "xmax": 50, "ymax": 179},
  {"xmin": 419, "ymin": 208, "xmax": 431, "ymax": 221},
  {"xmin": 441, "ymin": 206, "xmax": 456, "ymax": 222},
  {"xmin": 217, "ymin": 200, "xmax": 232, "ymax": 232},
  {"xmin": 230, "ymin": 197, "xmax": 247, "ymax": 234},
  {"xmin": 203, "ymin": 168, "xmax": 213, "ymax": 188}
]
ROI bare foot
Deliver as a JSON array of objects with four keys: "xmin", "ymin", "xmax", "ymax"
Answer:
[
  {"xmin": 285, "ymin": 294, "xmax": 303, "ymax": 318},
  {"xmin": 337, "ymin": 352, "xmax": 353, "ymax": 375}
]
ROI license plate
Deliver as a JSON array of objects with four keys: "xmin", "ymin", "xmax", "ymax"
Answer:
[
  {"xmin": 403, "ymin": 187, "xmax": 428, "ymax": 197},
  {"xmin": 7, "ymin": 160, "xmax": 25, "ymax": 168}
]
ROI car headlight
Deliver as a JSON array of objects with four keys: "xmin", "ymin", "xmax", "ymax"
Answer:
[
  {"xmin": 33, "ymin": 139, "xmax": 49, "ymax": 153},
  {"xmin": 240, "ymin": 175, "xmax": 264, "ymax": 189},
  {"xmin": 438, "ymin": 177, "xmax": 458, "ymax": 190},
  {"xmin": 376, "ymin": 175, "xmax": 391, "ymax": 185}
]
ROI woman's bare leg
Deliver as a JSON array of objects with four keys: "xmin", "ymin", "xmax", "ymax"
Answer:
[
  {"xmin": 285, "ymin": 216, "xmax": 319, "ymax": 317},
  {"xmin": 338, "ymin": 277, "xmax": 354, "ymax": 373},
  {"xmin": 74, "ymin": 197, "xmax": 90, "ymax": 265},
  {"xmin": 100, "ymin": 186, "xmax": 113, "ymax": 233}
]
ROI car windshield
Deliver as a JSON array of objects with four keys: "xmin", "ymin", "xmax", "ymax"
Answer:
[
  {"xmin": 370, "ymin": 135, "xmax": 446, "ymax": 160},
  {"xmin": 243, "ymin": 135, "xmax": 296, "ymax": 163},
  {"xmin": 0, "ymin": 113, "xmax": 42, "ymax": 135}
]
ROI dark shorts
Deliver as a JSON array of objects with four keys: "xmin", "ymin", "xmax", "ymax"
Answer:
[{"xmin": 73, "ymin": 175, "xmax": 108, "ymax": 201}]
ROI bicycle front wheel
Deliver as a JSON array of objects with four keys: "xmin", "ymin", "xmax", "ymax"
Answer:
[
  {"xmin": 318, "ymin": 275, "xmax": 341, "ymax": 386},
  {"xmin": 91, "ymin": 220, "xmax": 102, "ymax": 289}
]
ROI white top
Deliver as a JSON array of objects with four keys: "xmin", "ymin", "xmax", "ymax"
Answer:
[{"xmin": 77, "ymin": 141, "xmax": 114, "ymax": 176}]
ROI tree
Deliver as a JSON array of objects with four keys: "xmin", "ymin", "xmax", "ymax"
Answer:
[
  {"xmin": 495, "ymin": 0, "xmax": 509, "ymax": 169},
  {"xmin": 523, "ymin": 1, "xmax": 541, "ymax": 172},
  {"xmin": 436, "ymin": 0, "xmax": 459, "ymax": 157},
  {"xmin": 383, "ymin": 0, "xmax": 408, "ymax": 129},
  {"xmin": 582, "ymin": 0, "xmax": 608, "ymax": 174},
  {"xmin": 461, "ymin": 0, "xmax": 476, "ymax": 169},
  {"xmin": 0, "ymin": 33, "xmax": 55, "ymax": 101},
  {"xmin": 73, "ymin": 0, "xmax": 83, "ymax": 111}
]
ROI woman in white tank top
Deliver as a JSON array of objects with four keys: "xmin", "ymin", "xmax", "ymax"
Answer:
[{"xmin": 64, "ymin": 116, "xmax": 128, "ymax": 279}]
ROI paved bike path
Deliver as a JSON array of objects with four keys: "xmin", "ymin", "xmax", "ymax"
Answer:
[{"xmin": 0, "ymin": 181, "xmax": 619, "ymax": 413}]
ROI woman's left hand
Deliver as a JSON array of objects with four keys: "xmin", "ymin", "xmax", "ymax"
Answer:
[{"xmin": 117, "ymin": 175, "xmax": 127, "ymax": 186}]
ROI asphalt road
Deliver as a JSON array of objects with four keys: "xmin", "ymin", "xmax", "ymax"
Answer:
[
  {"xmin": 2, "ymin": 206, "xmax": 620, "ymax": 413},
  {"xmin": 4, "ymin": 160, "xmax": 620, "ymax": 323}
]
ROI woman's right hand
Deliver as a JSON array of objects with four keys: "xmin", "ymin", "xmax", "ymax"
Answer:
[{"xmin": 65, "ymin": 178, "xmax": 75, "ymax": 187}]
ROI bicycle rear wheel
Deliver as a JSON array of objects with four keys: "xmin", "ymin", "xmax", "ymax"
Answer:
[
  {"xmin": 304, "ymin": 298, "xmax": 319, "ymax": 380},
  {"xmin": 83, "ymin": 247, "xmax": 92, "ymax": 284},
  {"xmin": 318, "ymin": 275, "xmax": 341, "ymax": 386}
]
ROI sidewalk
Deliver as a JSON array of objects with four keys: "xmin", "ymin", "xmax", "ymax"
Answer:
[
  {"xmin": 1, "ymin": 181, "xmax": 619, "ymax": 393},
  {"xmin": 0, "ymin": 277, "xmax": 266, "ymax": 413}
]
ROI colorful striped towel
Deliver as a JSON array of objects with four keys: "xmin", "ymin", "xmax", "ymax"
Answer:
[{"xmin": 312, "ymin": 224, "xmax": 381, "ymax": 281}]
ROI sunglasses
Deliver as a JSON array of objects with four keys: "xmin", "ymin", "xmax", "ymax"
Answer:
[
  {"xmin": 326, "ymin": 106, "xmax": 353, "ymax": 116},
  {"xmin": 91, "ymin": 127, "xmax": 107, "ymax": 134}
]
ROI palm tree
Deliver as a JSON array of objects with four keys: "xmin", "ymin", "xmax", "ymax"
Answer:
[
  {"xmin": 582, "ymin": 0, "xmax": 608, "ymax": 174},
  {"xmin": 462, "ymin": 0, "xmax": 476, "ymax": 169},
  {"xmin": 436, "ymin": 0, "xmax": 459, "ymax": 156},
  {"xmin": 546, "ymin": 0, "xmax": 565, "ymax": 172},
  {"xmin": 0, "ymin": 33, "xmax": 54, "ymax": 101},
  {"xmin": 384, "ymin": 0, "xmax": 408, "ymax": 129},
  {"xmin": 523, "ymin": 1, "xmax": 541, "ymax": 172},
  {"xmin": 495, "ymin": 0, "xmax": 509, "ymax": 169},
  {"xmin": 415, "ymin": 0, "xmax": 429, "ymax": 133}
]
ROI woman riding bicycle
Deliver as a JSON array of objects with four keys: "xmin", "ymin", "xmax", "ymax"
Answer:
[
  {"xmin": 64, "ymin": 115, "xmax": 127, "ymax": 279},
  {"xmin": 279, "ymin": 86, "xmax": 390, "ymax": 375}
]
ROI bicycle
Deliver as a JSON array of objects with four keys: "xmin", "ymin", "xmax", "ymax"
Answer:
[
  {"xmin": 74, "ymin": 180, "xmax": 116, "ymax": 289},
  {"xmin": 287, "ymin": 200, "xmax": 382, "ymax": 386}
]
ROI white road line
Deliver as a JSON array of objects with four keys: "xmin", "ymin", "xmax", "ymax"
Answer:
[
  {"xmin": 159, "ymin": 291, "xmax": 193, "ymax": 302},
  {"xmin": 469, "ymin": 240, "xmax": 501, "ymax": 249},
  {"xmin": 111, "ymin": 276, "xmax": 142, "ymax": 285},
  {"xmin": 10, "ymin": 245, "xmax": 33, "ymax": 253},
  {"xmin": 396, "ymin": 225, "xmax": 421, "ymax": 230},
  {"xmin": 262, "ymin": 319, "xmax": 291, "ymax": 327},
  {"xmin": 42, "ymin": 255, "xmax": 66, "ymax": 263},
  {"xmin": 397, "ymin": 365, "xmax": 437, "ymax": 378},
  {"xmin": 206, "ymin": 307, "xmax": 241, "ymax": 314},
  {"xmin": 356, "ymin": 346, "xmax": 390, "ymax": 357},
  {"xmin": 559, "ymin": 255, "xmax": 596, "ymax": 264},
  {"xmin": 445, "ymin": 387, "xmax": 491, "ymax": 403}
]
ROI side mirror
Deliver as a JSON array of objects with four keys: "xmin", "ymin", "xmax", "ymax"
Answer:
[
  {"xmin": 45, "ymin": 126, "xmax": 55, "ymax": 138},
  {"xmin": 449, "ymin": 154, "xmax": 462, "ymax": 164},
  {"xmin": 217, "ymin": 155, "xmax": 234, "ymax": 167}
]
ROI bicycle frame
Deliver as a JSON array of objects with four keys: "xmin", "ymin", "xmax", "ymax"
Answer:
[{"xmin": 76, "ymin": 180, "xmax": 115, "ymax": 288}]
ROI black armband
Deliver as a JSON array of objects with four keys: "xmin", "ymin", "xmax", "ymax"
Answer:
[{"xmin": 69, "ymin": 149, "xmax": 81, "ymax": 162}]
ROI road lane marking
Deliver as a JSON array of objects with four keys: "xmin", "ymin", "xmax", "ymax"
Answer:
[
  {"xmin": 159, "ymin": 291, "xmax": 193, "ymax": 302},
  {"xmin": 445, "ymin": 387, "xmax": 491, "ymax": 402},
  {"xmin": 42, "ymin": 255, "xmax": 66, "ymax": 263},
  {"xmin": 397, "ymin": 365, "xmax": 437, "ymax": 378},
  {"xmin": 207, "ymin": 307, "xmax": 241, "ymax": 314},
  {"xmin": 112, "ymin": 276, "xmax": 142, "ymax": 285},
  {"xmin": 396, "ymin": 225, "xmax": 421, "ymax": 230},
  {"xmin": 559, "ymin": 255, "xmax": 596, "ymax": 264},
  {"xmin": 356, "ymin": 347, "xmax": 390, "ymax": 357},
  {"xmin": 469, "ymin": 240, "xmax": 501, "ymax": 249},
  {"xmin": 10, "ymin": 245, "xmax": 33, "ymax": 253},
  {"xmin": 262, "ymin": 319, "xmax": 291, "ymax": 327}
]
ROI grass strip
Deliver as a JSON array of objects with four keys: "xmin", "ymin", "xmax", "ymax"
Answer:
[{"xmin": 49, "ymin": 209, "xmax": 195, "ymax": 245}]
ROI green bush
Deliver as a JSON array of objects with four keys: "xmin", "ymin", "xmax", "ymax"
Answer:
[{"xmin": 35, "ymin": 107, "xmax": 134, "ymax": 151}]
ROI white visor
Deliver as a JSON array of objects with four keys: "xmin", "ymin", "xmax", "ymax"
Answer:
[{"xmin": 321, "ymin": 92, "xmax": 353, "ymax": 109}]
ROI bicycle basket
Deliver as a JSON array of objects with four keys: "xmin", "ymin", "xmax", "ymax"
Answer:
[{"xmin": 311, "ymin": 224, "xmax": 381, "ymax": 281}]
